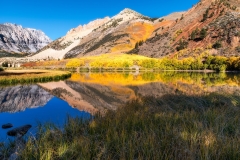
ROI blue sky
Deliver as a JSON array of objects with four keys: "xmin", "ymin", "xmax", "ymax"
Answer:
[{"xmin": 0, "ymin": 0, "xmax": 199, "ymax": 40}]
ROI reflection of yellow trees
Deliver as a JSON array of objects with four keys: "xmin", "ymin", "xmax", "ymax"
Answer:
[
  {"xmin": 70, "ymin": 72, "xmax": 240, "ymax": 88},
  {"xmin": 70, "ymin": 73, "xmax": 155, "ymax": 86}
]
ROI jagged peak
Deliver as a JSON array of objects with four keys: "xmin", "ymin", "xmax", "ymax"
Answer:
[
  {"xmin": 2, "ymin": 23, "xmax": 41, "ymax": 32},
  {"xmin": 120, "ymin": 8, "xmax": 138, "ymax": 14},
  {"xmin": 66, "ymin": 16, "xmax": 111, "ymax": 35},
  {"xmin": 109, "ymin": 8, "xmax": 151, "ymax": 25},
  {"xmin": 117, "ymin": 8, "xmax": 144, "ymax": 17},
  {"xmin": 3, "ymin": 23, "xmax": 22, "ymax": 28}
]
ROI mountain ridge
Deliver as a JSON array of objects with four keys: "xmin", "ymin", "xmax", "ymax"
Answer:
[
  {"xmin": 135, "ymin": 0, "xmax": 240, "ymax": 58},
  {"xmin": 32, "ymin": 8, "xmax": 155, "ymax": 59},
  {"xmin": 3, "ymin": 0, "xmax": 240, "ymax": 60},
  {"xmin": 0, "ymin": 23, "xmax": 52, "ymax": 55}
]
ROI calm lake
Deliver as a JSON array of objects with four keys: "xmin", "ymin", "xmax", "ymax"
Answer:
[{"xmin": 1, "ymin": 71, "xmax": 240, "ymax": 141}]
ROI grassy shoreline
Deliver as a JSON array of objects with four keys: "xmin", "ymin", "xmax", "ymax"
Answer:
[
  {"xmin": 0, "ymin": 70, "xmax": 71, "ymax": 85},
  {"xmin": 1, "ymin": 93, "xmax": 239, "ymax": 159}
]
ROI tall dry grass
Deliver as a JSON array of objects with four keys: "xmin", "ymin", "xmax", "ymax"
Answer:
[{"xmin": 1, "ymin": 92, "xmax": 239, "ymax": 159}]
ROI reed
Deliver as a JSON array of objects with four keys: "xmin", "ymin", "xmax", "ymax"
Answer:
[
  {"xmin": 1, "ymin": 92, "xmax": 239, "ymax": 159},
  {"xmin": 0, "ymin": 70, "xmax": 71, "ymax": 85}
]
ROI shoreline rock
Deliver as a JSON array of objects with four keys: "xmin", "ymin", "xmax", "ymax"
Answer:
[
  {"xmin": 7, "ymin": 125, "xmax": 32, "ymax": 137},
  {"xmin": 2, "ymin": 123, "xmax": 13, "ymax": 129}
]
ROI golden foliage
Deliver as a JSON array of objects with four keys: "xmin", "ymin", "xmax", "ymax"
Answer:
[
  {"xmin": 66, "ymin": 59, "xmax": 85, "ymax": 68},
  {"xmin": 81, "ymin": 53, "xmax": 154, "ymax": 68},
  {"xmin": 110, "ymin": 22, "xmax": 154, "ymax": 53}
]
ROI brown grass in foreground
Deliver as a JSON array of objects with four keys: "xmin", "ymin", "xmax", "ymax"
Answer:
[{"xmin": 1, "ymin": 93, "xmax": 239, "ymax": 159}]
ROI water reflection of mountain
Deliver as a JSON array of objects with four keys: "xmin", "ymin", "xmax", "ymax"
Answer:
[
  {"xmin": 4, "ymin": 73, "xmax": 239, "ymax": 115},
  {"xmin": 39, "ymin": 81, "xmax": 99, "ymax": 114},
  {"xmin": 0, "ymin": 85, "xmax": 53, "ymax": 113},
  {"xmin": 39, "ymin": 72, "xmax": 240, "ymax": 114},
  {"xmin": 65, "ymin": 81, "xmax": 176, "ymax": 109},
  {"xmin": 0, "ymin": 80, "xmax": 176, "ymax": 115},
  {"xmin": 39, "ymin": 80, "xmax": 178, "ymax": 114}
]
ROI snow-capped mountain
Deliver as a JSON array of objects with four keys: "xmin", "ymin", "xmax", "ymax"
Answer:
[{"xmin": 0, "ymin": 23, "xmax": 52, "ymax": 54}]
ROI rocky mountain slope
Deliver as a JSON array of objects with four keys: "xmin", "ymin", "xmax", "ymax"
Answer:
[
  {"xmin": 136, "ymin": 0, "xmax": 240, "ymax": 58},
  {"xmin": 64, "ymin": 8, "xmax": 156, "ymax": 58},
  {"xmin": 31, "ymin": 17, "xmax": 110, "ymax": 59},
  {"xmin": 31, "ymin": 0, "xmax": 240, "ymax": 60},
  {"xmin": 158, "ymin": 12, "xmax": 185, "ymax": 21},
  {"xmin": 0, "ymin": 23, "xmax": 52, "ymax": 55},
  {"xmin": 0, "ymin": 85, "xmax": 53, "ymax": 113},
  {"xmin": 32, "ymin": 8, "xmax": 156, "ymax": 59}
]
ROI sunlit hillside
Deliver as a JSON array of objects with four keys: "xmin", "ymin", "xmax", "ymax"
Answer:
[{"xmin": 111, "ymin": 22, "xmax": 154, "ymax": 52}]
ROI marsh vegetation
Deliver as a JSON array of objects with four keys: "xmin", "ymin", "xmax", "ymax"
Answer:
[
  {"xmin": 1, "ymin": 93, "xmax": 239, "ymax": 159},
  {"xmin": 0, "ymin": 70, "xmax": 71, "ymax": 85}
]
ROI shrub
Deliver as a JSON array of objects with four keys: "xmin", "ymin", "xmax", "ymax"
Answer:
[
  {"xmin": 2, "ymin": 62, "xmax": 8, "ymax": 67},
  {"xmin": 232, "ymin": 5, "xmax": 237, "ymax": 10},
  {"xmin": 201, "ymin": 8, "xmax": 209, "ymax": 22},
  {"xmin": 212, "ymin": 41, "xmax": 222, "ymax": 49},
  {"xmin": 199, "ymin": 28, "xmax": 207, "ymax": 40},
  {"xmin": 139, "ymin": 40, "xmax": 144, "ymax": 46},
  {"xmin": 209, "ymin": 12, "xmax": 214, "ymax": 18},
  {"xmin": 235, "ymin": 31, "xmax": 240, "ymax": 37},
  {"xmin": 235, "ymin": 46, "xmax": 240, "ymax": 53},
  {"xmin": 135, "ymin": 42, "xmax": 139, "ymax": 49},
  {"xmin": 180, "ymin": 14, "xmax": 184, "ymax": 20},
  {"xmin": 190, "ymin": 28, "xmax": 207, "ymax": 41},
  {"xmin": 0, "ymin": 67, "xmax": 4, "ymax": 72},
  {"xmin": 159, "ymin": 18, "xmax": 164, "ymax": 22},
  {"xmin": 176, "ymin": 39, "xmax": 189, "ymax": 51},
  {"xmin": 190, "ymin": 29, "xmax": 198, "ymax": 40}
]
